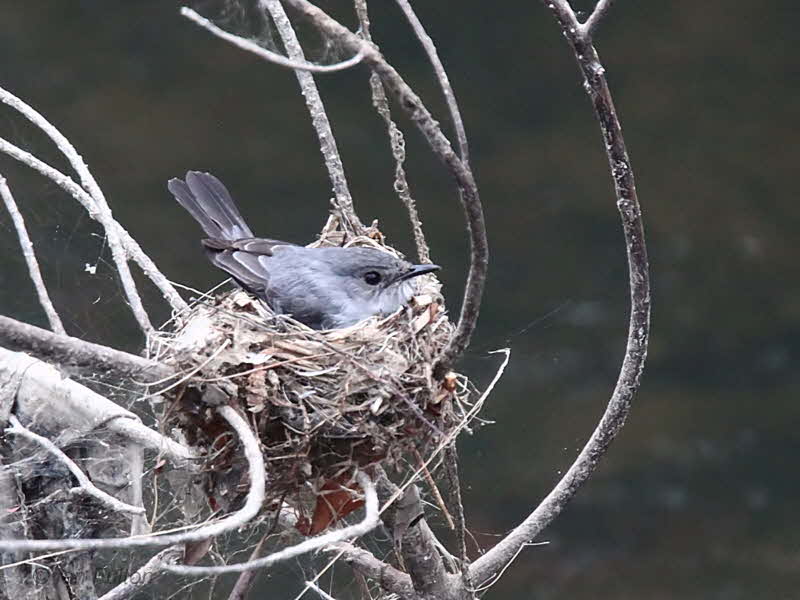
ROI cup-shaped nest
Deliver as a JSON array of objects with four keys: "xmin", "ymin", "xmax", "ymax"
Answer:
[{"xmin": 149, "ymin": 224, "xmax": 467, "ymax": 532}]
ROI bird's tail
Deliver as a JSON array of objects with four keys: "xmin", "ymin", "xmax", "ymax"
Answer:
[{"xmin": 168, "ymin": 171, "xmax": 253, "ymax": 240}]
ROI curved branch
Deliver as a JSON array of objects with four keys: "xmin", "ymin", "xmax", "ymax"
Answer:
[
  {"xmin": 180, "ymin": 7, "xmax": 364, "ymax": 74},
  {"xmin": 469, "ymin": 1, "xmax": 650, "ymax": 587},
  {"xmin": 0, "ymin": 136, "xmax": 186, "ymax": 332},
  {"xmin": 163, "ymin": 472, "xmax": 378, "ymax": 575},
  {"xmin": 0, "ymin": 405, "xmax": 261, "ymax": 552},
  {"xmin": 6, "ymin": 416, "xmax": 145, "ymax": 515},
  {"xmin": 0, "ymin": 176, "xmax": 65, "ymax": 335},
  {"xmin": 394, "ymin": 0, "xmax": 470, "ymax": 165},
  {"xmin": 281, "ymin": 0, "xmax": 488, "ymax": 375}
]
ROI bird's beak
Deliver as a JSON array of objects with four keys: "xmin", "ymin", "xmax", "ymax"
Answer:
[{"xmin": 397, "ymin": 263, "xmax": 441, "ymax": 282}]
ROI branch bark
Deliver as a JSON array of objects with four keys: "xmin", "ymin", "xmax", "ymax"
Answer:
[
  {"xmin": 0, "ymin": 315, "xmax": 171, "ymax": 383},
  {"xmin": 468, "ymin": 0, "xmax": 650, "ymax": 587},
  {"xmin": 323, "ymin": 542, "xmax": 414, "ymax": 598}
]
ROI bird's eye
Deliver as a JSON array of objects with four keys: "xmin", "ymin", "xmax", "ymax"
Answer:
[{"xmin": 364, "ymin": 271, "xmax": 382, "ymax": 285}]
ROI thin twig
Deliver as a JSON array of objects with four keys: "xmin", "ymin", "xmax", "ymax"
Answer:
[
  {"xmin": 468, "ymin": 0, "xmax": 650, "ymax": 587},
  {"xmin": 163, "ymin": 472, "xmax": 378, "ymax": 575},
  {"xmin": 444, "ymin": 443, "xmax": 468, "ymax": 566},
  {"xmin": 257, "ymin": 0, "xmax": 364, "ymax": 235},
  {"xmin": 281, "ymin": 0, "xmax": 488, "ymax": 375},
  {"xmin": 227, "ymin": 531, "xmax": 271, "ymax": 600},
  {"xmin": 393, "ymin": 0, "xmax": 470, "ymax": 164},
  {"xmin": 0, "ymin": 87, "xmax": 187, "ymax": 315},
  {"xmin": 0, "ymin": 88, "xmax": 158, "ymax": 332},
  {"xmin": 0, "ymin": 405, "xmax": 264, "ymax": 552},
  {"xmin": 5, "ymin": 416, "xmax": 144, "ymax": 515},
  {"xmin": 306, "ymin": 581, "xmax": 338, "ymax": 600},
  {"xmin": 0, "ymin": 175, "xmax": 65, "ymax": 335},
  {"xmin": 180, "ymin": 7, "xmax": 364, "ymax": 74},
  {"xmin": 97, "ymin": 546, "xmax": 183, "ymax": 600},
  {"xmin": 353, "ymin": 0, "xmax": 431, "ymax": 264},
  {"xmin": 412, "ymin": 447, "xmax": 454, "ymax": 530}
]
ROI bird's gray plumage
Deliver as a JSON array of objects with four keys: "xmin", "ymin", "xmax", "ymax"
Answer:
[{"xmin": 168, "ymin": 171, "xmax": 439, "ymax": 330}]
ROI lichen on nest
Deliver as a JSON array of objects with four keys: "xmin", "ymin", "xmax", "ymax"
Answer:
[{"xmin": 148, "ymin": 219, "xmax": 469, "ymax": 532}]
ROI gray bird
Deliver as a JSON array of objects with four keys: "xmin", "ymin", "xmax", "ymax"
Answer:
[{"xmin": 168, "ymin": 171, "xmax": 439, "ymax": 330}]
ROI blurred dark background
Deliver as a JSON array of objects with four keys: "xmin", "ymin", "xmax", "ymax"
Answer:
[{"xmin": 1, "ymin": 1, "xmax": 798, "ymax": 598}]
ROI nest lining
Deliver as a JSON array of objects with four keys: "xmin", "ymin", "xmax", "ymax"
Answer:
[{"xmin": 149, "ymin": 222, "xmax": 468, "ymax": 527}]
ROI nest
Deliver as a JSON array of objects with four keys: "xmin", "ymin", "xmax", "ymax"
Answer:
[{"xmin": 148, "ymin": 219, "xmax": 468, "ymax": 533}]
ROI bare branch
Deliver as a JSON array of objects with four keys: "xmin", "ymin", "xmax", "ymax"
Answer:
[
  {"xmin": 323, "ymin": 542, "xmax": 414, "ymax": 598},
  {"xmin": 5, "ymin": 416, "xmax": 145, "ymax": 515},
  {"xmin": 0, "ymin": 175, "xmax": 65, "ymax": 335},
  {"xmin": 0, "ymin": 347, "xmax": 192, "ymax": 467},
  {"xmin": 581, "ymin": 0, "xmax": 615, "ymax": 38},
  {"xmin": 0, "ymin": 405, "xmax": 261, "ymax": 552},
  {"xmin": 443, "ymin": 444, "xmax": 467, "ymax": 566},
  {"xmin": 0, "ymin": 87, "xmax": 188, "ymax": 317},
  {"xmin": 394, "ymin": 0, "xmax": 470, "ymax": 165},
  {"xmin": 180, "ymin": 7, "xmax": 364, "ymax": 74},
  {"xmin": 97, "ymin": 546, "xmax": 183, "ymax": 600},
  {"xmin": 256, "ymin": 0, "xmax": 365, "ymax": 234},
  {"xmin": 468, "ymin": 1, "xmax": 650, "ymax": 586},
  {"xmin": 353, "ymin": 0, "xmax": 431, "ymax": 264},
  {"xmin": 0, "ymin": 90, "xmax": 150, "ymax": 332},
  {"xmin": 281, "ymin": 0, "xmax": 488, "ymax": 375},
  {"xmin": 0, "ymin": 314, "xmax": 171, "ymax": 383},
  {"xmin": 0, "ymin": 137, "xmax": 180, "ymax": 332},
  {"xmin": 163, "ymin": 472, "xmax": 378, "ymax": 575}
]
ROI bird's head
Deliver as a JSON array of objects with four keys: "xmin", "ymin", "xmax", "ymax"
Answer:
[{"xmin": 316, "ymin": 247, "xmax": 440, "ymax": 322}]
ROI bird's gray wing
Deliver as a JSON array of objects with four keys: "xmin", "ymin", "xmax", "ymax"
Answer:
[{"xmin": 201, "ymin": 237, "xmax": 294, "ymax": 300}]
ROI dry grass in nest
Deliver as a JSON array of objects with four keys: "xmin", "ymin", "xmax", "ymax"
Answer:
[{"xmin": 148, "ymin": 219, "xmax": 470, "ymax": 533}]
